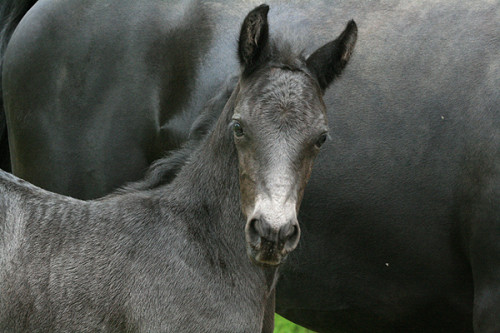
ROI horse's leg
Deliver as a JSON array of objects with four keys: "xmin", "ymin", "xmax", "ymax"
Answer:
[
  {"xmin": 261, "ymin": 287, "xmax": 275, "ymax": 333},
  {"xmin": 469, "ymin": 176, "xmax": 500, "ymax": 332}
]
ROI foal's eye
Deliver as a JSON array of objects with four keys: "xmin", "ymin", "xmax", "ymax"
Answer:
[
  {"xmin": 315, "ymin": 133, "xmax": 328, "ymax": 148},
  {"xmin": 233, "ymin": 121, "xmax": 244, "ymax": 137}
]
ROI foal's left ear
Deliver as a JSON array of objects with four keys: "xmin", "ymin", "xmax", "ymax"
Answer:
[
  {"xmin": 238, "ymin": 4, "xmax": 270, "ymax": 76},
  {"xmin": 306, "ymin": 20, "xmax": 357, "ymax": 92}
]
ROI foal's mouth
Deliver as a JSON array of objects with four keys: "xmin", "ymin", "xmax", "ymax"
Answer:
[{"xmin": 246, "ymin": 241, "xmax": 288, "ymax": 267}]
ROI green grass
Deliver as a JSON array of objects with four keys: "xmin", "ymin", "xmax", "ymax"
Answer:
[{"xmin": 273, "ymin": 314, "xmax": 315, "ymax": 333}]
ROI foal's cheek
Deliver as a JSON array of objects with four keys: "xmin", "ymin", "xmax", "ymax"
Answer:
[
  {"xmin": 238, "ymin": 171, "xmax": 256, "ymax": 218},
  {"xmin": 296, "ymin": 159, "xmax": 315, "ymax": 211},
  {"xmin": 237, "ymin": 157, "xmax": 259, "ymax": 219}
]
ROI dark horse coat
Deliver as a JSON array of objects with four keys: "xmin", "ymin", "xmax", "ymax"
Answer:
[{"xmin": 1, "ymin": 0, "xmax": 499, "ymax": 332}]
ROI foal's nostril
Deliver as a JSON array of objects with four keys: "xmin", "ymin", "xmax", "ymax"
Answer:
[
  {"xmin": 246, "ymin": 215, "xmax": 300, "ymax": 255},
  {"xmin": 278, "ymin": 222, "xmax": 294, "ymax": 240},
  {"xmin": 280, "ymin": 221, "xmax": 301, "ymax": 253},
  {"xmin": 246, "ymin": 218, "xmax": 262, "ymax": 246}
]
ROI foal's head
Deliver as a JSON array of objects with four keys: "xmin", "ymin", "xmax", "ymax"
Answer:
[{"xmin": 233, "ymin": 5, "xmax": 357, "ymax": 266}]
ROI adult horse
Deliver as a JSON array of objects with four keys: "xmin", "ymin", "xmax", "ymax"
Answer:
[
  {"xmin": 2, "ymin": 0, "xmax": 499, "ymax": 332},
  {"xmin": 0, "ymin": 0, "xmax": 38, "ymax": 171},
  {"xmin": 0, "ymin": 5, "xmax": 356, "ymax": 331}
]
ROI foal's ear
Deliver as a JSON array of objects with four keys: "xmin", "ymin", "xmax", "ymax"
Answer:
[
  {"xmin": 306, "ymin": 20, "xmax": 357, "ymax": 92},
  {"xmin": 238, "ymin": 4, "xmax": 270, "ymax": 76}
]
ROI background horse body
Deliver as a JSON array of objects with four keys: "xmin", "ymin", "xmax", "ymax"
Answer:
[
  {"xmin": 0, "ymin": 0, "xmax": 38, "ymax": 171},
  {"xmin": 1, "ymin": 0, "xmax": 499, "ymax": 332},
  {"xmin": 2, "ymin": 0, "xmax": 227, "ymax": 197}
]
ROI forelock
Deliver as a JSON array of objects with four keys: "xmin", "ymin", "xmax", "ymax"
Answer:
[{"xmin": 267, "ymin": 37, "xmax": 307, "ymax": 71}]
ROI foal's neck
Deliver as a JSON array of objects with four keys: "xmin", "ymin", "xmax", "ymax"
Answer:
[
  {"xmin": 160, "ymin": 81, "xmax": 278, "ymax": 296},
  {"xmin": 175, "ymin": 87, "xmax": 239, "ymax": 203},
  {"xmin": 163, "ymin": 84, "xmax": 243, "ymax": 234}
]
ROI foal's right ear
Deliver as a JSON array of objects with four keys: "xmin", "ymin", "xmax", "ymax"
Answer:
[
  {"xmin": 238, "ymin": 4, "xmax": 270, "ymax": 76},
  {"xmin": 306, "ymin": 20, "xmax": 357, "ymax": 92}
]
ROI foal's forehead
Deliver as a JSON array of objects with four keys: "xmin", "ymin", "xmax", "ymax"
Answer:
[{"xmin": 239, "ymin": 68, "xmax": 326, "ymax": 121}]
